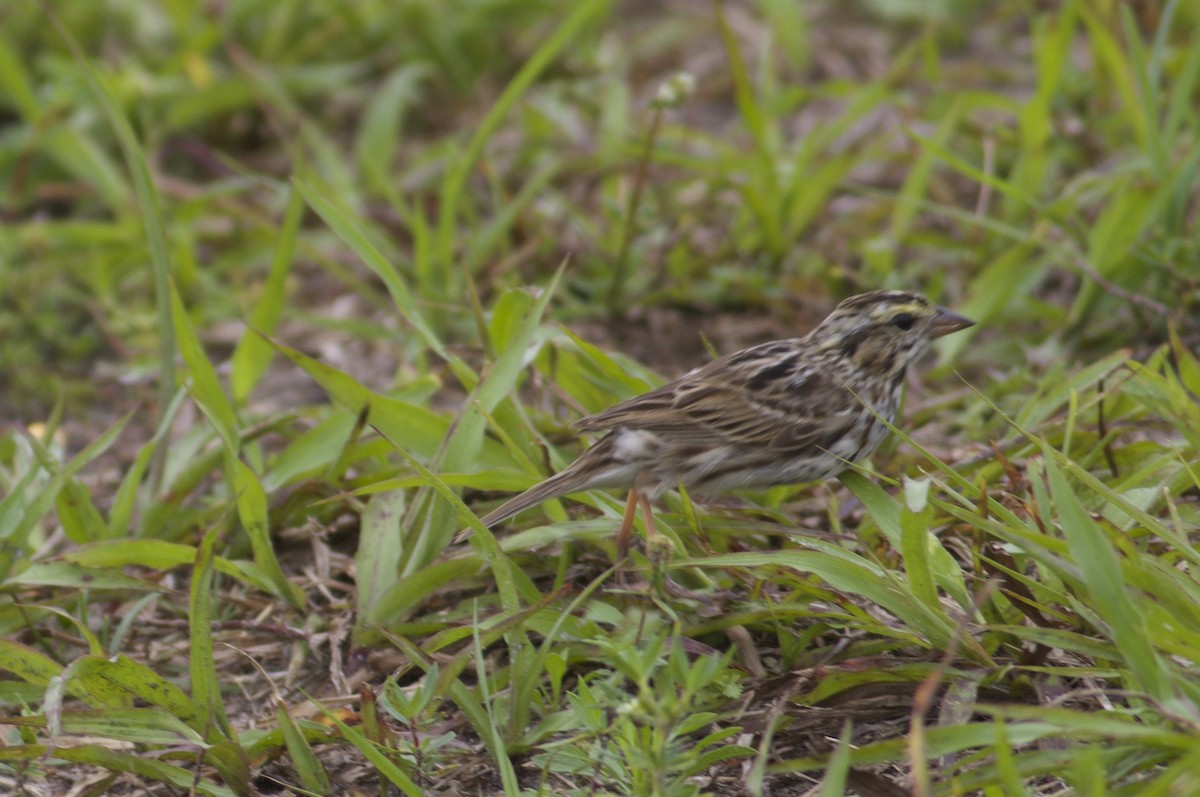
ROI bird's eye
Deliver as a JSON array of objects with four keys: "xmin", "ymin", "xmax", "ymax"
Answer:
[{"xmin": 892, "ymin": 313, "xmax": 916, "ymax": 331}]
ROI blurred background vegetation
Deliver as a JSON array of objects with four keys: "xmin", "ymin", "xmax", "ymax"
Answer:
[{"xmin": 4, "ymin": 0, "xmax": 1195, "ymax": 415}]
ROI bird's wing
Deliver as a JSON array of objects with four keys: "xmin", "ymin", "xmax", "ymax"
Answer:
[{"xmin": 575, "ymin": 340, "xmax": 860, "ymax": 454}]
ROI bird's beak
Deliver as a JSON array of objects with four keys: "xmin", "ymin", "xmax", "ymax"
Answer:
[{"xmin": 930, "ymin": 306, "xmax": 975, "ymax": 338}]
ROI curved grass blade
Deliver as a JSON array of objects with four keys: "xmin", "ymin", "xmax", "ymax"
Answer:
[
  {"xmin": 231, "ymin": 182, "xmax": 305, "ymax": 405},
  {"xmin": 434, "ymin": 0, "xmax": 611, "ymax": 282},
  {"xmin": 44, "ymin": 6, "xmax": 176, "ymax": 494}
]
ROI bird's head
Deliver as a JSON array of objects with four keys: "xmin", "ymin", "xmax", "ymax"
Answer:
[{"xmin": 812, "ymin": 290, "xmax": 974, "ymax": 376}]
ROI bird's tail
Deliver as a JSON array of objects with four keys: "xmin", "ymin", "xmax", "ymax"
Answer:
[{"xmin": 454, "ymin": 469, "xmax": 581, "ymax": 543}]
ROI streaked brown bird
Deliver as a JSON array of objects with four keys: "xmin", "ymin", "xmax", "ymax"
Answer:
[{"xmin": 465, "ymin": 290, "xmax": 973, "ymax": 555}]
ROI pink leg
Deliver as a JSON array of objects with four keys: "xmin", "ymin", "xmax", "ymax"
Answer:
[
  {"xmin": 638, "ymin": 493, "xmax": 655, "ymax": 539},
  {"xmin": 616, "ymin": 488, "xmax": 640, "ymax": 561}
]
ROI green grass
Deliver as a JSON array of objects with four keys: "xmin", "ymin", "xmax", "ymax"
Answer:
[{"xmin": 2, "ymin": 0, "xmax": 1200, "ymax": 794}]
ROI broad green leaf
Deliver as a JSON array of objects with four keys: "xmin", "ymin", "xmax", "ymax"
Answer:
[
  {"xmin": 367, "ymin": 559, "xmax": 479, "ymax": 632},
  {"xmin": 373, "ymin": 426, "xmax": 525, "ymax": 616},
  {"xmin": 978, "ymin": 704, "xmax": 1195, "ymax": 745},
  {"xmin": 65, "ymin": 539, "xmax": 199, "ymax": 570},
  {"xmin": 64, "ymin": 540, "xmax": 251, "ymax": 583},
  {"xmin": 817, "ymin": 721, "xmax": 854, "ymax": 797},
  {"xmin": 556, "ymin": 326, "xmax": 660, "ymax": 399},
  {"xmin": 55, "ymin": 477, "xmax": 109, "ymax": 543},
  {"xmin": 190, "ymin": 528, "xmax": 233, "ymax": 741},
  {"xmin": 13, "ymin": 707, "xmax": 208, "ymax": 746},
  {"xmin": 0, "ymin": 745, "xmax": 235, "ymax": 797},
  {"xmin": 0, "ymin": 639, "xmax": 63, "ymax": 685},
  {"xmin": 270, "ymin": 338, "xmax": 505, "ymax": 468},
  {"xmin": 1170, "ymin": 327, "xmax": 1200, "ymax": 397},
  {"xmin": 171, "ymin": 281, "xmax": 238, "ymax": 452},
  {"xmin": 231, "ymin": 182, "xmax": 304, "ymax": 404},
  {"xmin": 7, "ymin": 415, "xmax": 130, "ymax": 554},
  {"xmin": 412, "ymin": 268, "xmax": 565, "ymax": 570},
  {"xmin": 348, "ymin": 470, "xmax": 536, "ymax": 497},
  {"xmin": 278, "ymin": 704, "xmax": 333, "ymax": 794},
  {"xmin": 356, "ymin": 64, "xmax": 430, "ymax": 195},
  {"xmin": 841, "ymin": 471, "xmax": 972, "ymax": 612},
  {"xmin": 0, "ymin": 32, "xmax": 38, "ymax": 117},
  {"xmin": 65, "ymin": 654, "xmax": 203, "ymax": 729},
  {"xmin": 295, "ymin": 178, "xmax": 448, "ymax": 362},
  {"xmin": 4, "ymin": 562, "xmax": 166, "ymax": 593},
  {"xmin": 3, "ymin": 604, "xmax": 103, "ymax": 657},
  {"xmin": 899, "ymin": 477, "xmax": 942, "ymax": 618},
  {"xmin": 772, "ymin": 721, "xmax": 1058, "ymax": 772},
  {"xmin": 1012, "ymin": 349, "xmax": 1129, "ymax": 432},
  {"xmin": 682, "ymin": 548, "xmax": 970, "ymax": 658},
  {"xmin": 355, "ymin": 491, "xmax": 406, "ymax": 630},
  {"xmin": 107, "ymin": 433, "xmax": 157, "ymax": 537},
  {"xmin": 261, "ymin": 409, "xmax": 358, "ymax": 492},
  {"xmin": 1042, "ymin": 450, "xmax": 1171, "ymax": 701},
  {"xmin": 230, "ymin": 456, "xmax": 305, "ymax": 608},
  {"xmin": 1078, "ymin": 5, "xmax": 1147, "ymax": 149},
  {"xmin": 313, "ymin": 705, "xmax": 424, "ymax": 797}
]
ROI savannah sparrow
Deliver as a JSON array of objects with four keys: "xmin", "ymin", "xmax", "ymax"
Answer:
[{"xmin": 468, "ymin": 290, "xmax": 973, "ymax": 554}]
